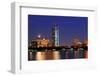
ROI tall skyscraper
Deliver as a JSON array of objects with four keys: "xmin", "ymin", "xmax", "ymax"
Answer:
[{"xmin": 52, "ymin": 24, "xmax": 59, "ymax": 46}]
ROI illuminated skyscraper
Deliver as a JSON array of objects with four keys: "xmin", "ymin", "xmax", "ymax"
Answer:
[{"xmin": 52, "ymin": 24, "xmax": 59, "ymax": 46}]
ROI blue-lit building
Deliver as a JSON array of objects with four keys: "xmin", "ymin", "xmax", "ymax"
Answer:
[{"xmin": 52, "ymin": 24, "xmax": 60, "ymax": 46}]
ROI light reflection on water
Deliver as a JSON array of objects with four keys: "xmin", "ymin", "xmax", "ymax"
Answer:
[
  {"xmin": 53, "ymin": 51, "xmax": 60, "ymax": 60},
  {"xmin": 36, "ymin": 52, "xmax": 46, "ymax": 60},
  {"xmin": 28, "ymin": 49, "xmax": 87, "ymax": 61},
  {"xmin": 36, "ymin": 51, "xmax": 60, "ymax": 60}
]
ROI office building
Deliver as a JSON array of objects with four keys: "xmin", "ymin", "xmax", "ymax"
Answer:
[{"xmin": 52, "ymin": 24, "xmax": 60, "ymax": 46}]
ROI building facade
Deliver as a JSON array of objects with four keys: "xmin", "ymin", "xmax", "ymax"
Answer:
[{"xmin": 52, "ymin": 24, "xmax": 60, "ymax": 46}]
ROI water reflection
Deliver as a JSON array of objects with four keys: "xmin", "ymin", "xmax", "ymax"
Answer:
[
  {"xmin": 28, "ymin": 48, "xmax": 88, "ymax": 61},
  {"xmin": 36, "ymin": 52, "xmax": 46, "ymax": 60}
]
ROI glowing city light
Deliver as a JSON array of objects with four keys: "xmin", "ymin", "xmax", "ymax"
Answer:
[{"xmin": 37, "ymin": 34, "xmax": 41, "ymax": 38}]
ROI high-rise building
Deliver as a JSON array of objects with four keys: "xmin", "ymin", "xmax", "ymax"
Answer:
[{"xmin": 52, "ymin": 24, "xmax": 59, "ymax": 46}]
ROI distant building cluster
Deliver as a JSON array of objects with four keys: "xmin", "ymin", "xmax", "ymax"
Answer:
[{"xmin": 30, "ymin": 36, "xmax": 52, "ymax": 48}]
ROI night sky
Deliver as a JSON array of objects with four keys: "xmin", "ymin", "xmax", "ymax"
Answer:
[{"xmin": 28, "ymin": 15, "xmax": 88, "ymax": 46}]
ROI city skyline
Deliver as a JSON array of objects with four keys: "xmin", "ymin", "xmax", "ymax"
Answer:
[{"xmin": 28, "ymin": 15, "xmax": 88, "ymax": 46}]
